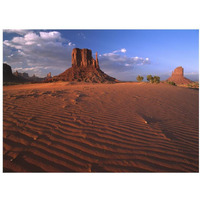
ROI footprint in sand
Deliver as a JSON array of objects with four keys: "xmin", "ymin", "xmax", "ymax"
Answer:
[{"xmin": 139, "ymin": 114, "xmax": 173, "ymax": 141}]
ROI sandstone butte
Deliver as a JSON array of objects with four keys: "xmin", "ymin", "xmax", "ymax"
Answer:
[
  {"xmin": 166, "ymin": 66, "xmax": 192, "ymax": 84},
  {"xmin": 46, "ymin": 48, "xmax": 118, "ymax": 83}
]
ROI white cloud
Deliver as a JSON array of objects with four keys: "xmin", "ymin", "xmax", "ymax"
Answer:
[
  {"xmin": 3, "ymin": 31, "xmax": 75, "ymax": 77},
  {"xmin": 7, "ymin": 54, "xmax": 14, "ymax": 58},
  {"xmin": 68, "ymin": 42, "xmax": 75, "ymax": 46},
  {"xmin": 99, "ymin": 48, "xmax": 151, "ymax": 75},
  {"xmin": 24, "ymin": 32, "xmax": 39, "ymax": 42},
  {"xmin": 39, "ymin": 31, "xmax": 61, "ymax": 40},
  {"xmin": 4, "ymin": 29, "xmax": 29, "ymax": 35},
  {"xmin": 22, "ymin": 67, "xmax": 36, "ymax": 71},
  {"xmin": 112, "ymin": 48, "xmax": 127, "ymax": 54},
  {"xmin": 13, "ymin": 36, "xmax": 25, "ymax": 44},
  {"xmin": 121, "ymin": 48, "xmax": 126, "ymax": 53},
  {"xmin": 12, "ymin": 67, "xmax": 23, "ymax": 71}
]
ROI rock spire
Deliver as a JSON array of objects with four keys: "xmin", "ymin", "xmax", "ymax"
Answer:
[{"xmin": 48, "ymin": 48, "xmax": 117, "ymax": 83}]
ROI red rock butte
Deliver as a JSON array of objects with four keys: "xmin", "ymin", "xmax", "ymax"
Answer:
[
  {"xmin": 48, "ymin": 48, "xmax": 117, "ymax": 83},
  {"xmin": 167, "ymin": 66, "xmax": 192, "ymax": 84}
]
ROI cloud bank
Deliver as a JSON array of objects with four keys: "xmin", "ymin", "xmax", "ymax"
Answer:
[
  {"xmin": 3, "ymin": 30, "xmax": 75, "ymax": 77},
  {"xmin": 99, "ymin": 48, "xmax": 151, "ymax": 75},
  {"xmin": 4, "ymin": 29, "xmax": 29, "ymax": 35}
]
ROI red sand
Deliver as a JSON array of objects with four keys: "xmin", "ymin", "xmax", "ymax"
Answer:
[{"xmin": 3, "ymin": 82, "xmax": 199, "ymax": 172}]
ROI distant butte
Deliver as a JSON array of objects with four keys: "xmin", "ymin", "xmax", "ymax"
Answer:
[
  {"xmin": 47, "ymin": 48, "xmax": 117, "ymax": 83},
  {"xmin": 166, "ymin": 66, "xmax": 192, "ymax": 84}
]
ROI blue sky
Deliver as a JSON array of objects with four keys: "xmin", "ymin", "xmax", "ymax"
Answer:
[{"xmin": 3, "ymin": 29, "xmax": 199, "ymax": 81}]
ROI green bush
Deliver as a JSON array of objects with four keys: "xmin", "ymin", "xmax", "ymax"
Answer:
[
  {"xmin": 147, "ymin": 75, "xmax": 160, "ymax": 83},
  {"xmin": 137, "ymin": 75, "xmax": 144, "ymax": 82},
  {"xmin": 147, "ymin": 75, "xmax": 153, "ymax": 82},
  {"xmin": 153, "ymin": 76, "xmax": 160, "ymax": 84}
]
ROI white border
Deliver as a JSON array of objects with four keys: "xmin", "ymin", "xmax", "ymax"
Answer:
[{"xmin": 0, "ymin": 1, "xmax": 199, "ymax": 200}]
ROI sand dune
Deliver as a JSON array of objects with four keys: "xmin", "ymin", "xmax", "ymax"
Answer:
[{"xmin": 3, "ymin": 82, "xmax": 199, "ymax": 172}]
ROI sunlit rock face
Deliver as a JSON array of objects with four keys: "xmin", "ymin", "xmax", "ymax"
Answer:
[
  {"xmin": 47, "ymin": 48, "xmax": 117, "ymax": 83},
  {"xmin": 167, "ymin": 66, "xmax": 192, "ymax": 84}
]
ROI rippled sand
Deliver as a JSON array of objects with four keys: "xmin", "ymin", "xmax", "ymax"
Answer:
[{"xmin": 3, "ymin": 82, "xmax": 199, "ymax": 172}]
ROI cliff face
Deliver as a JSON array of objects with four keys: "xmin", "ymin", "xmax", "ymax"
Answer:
[
  {"xmin": 167, "ymin": 66, "xmax": 192, "ymax": 84},
  {"xmin": 172, "ymin": 66, "xmax": 184, "ymax": 76},
  {"xmin": 48, "ymin": 48, "xmax": 117, "ymax": 83},
  {"xmin": 3, "ymin": 63, "xmax": 27, "ymax": 83},
  {"xmin": 3, "ymin": 63, "xmax": 44, "ymax": 83},
  {"xmin": 3, "ymin": 63, "xmax": 13, "ymax": 82}
]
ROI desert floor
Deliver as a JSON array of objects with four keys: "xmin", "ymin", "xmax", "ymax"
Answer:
[{"xmin": 3, "ymin": 82, "xmax": 199, "ymax": 172}]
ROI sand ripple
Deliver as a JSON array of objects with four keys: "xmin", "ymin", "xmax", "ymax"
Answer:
[{"xmin": 3, "ymin": 82, "xmax": 199, "ymax": 172}]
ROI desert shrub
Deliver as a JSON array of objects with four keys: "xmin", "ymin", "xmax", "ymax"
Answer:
[
  {"xmin": 137, "ymin": 75, "xmax": 144, "ymax": 82},
  {"xmin": 167, "ymin": 81, "xmax": 176, "ymax": 86},
  {"xmin": 153, "ymin": 76, "xmax": 160, "ymax": 84},
  {"xmin": 147, "ymin": 75, "xmax": 160, "ymax": 83},
  {"xmin": 147, "ymin": 75, "xmax": 153, "ymax": 82}
]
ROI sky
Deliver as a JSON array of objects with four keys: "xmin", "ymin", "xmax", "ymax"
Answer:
[{"xmin": 3, "ymin": 29, "xmax": 199, "ymax": 81}]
